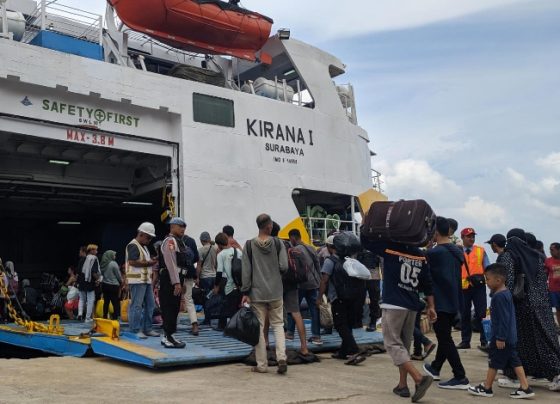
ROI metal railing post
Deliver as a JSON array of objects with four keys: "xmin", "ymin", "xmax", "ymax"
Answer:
[
  {"xmin": 1, "ymin": 1, "xmax": 9, "ymax": 40},
  {"xmin": 40, "ymin": 0, "xmax": 46, "ymax": 30},
  {"xmin": 351, "ymin": 196, "xmax": 357, "ymax": 234},
  {"xmin": 98, "ymin": 15, "xmax": 103, "ymax": 45}
]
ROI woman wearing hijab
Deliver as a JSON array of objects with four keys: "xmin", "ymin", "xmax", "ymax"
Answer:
[
  {"xmin": 497, "ymin": 229, "xmax": 560, "ymax": 391},
  {"xmin": 100, "ymin": 250, "xmax": 122, "ymax": 320},
  {"xmin": 77, "ymin": 244, "xmax": 101, "ymax": 322}
]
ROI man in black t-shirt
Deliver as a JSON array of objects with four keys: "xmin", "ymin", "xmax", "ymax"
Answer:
[
  {"xmin": 363, "ymin": 238, "xmax": 436, "ymax": 401},
  {"xmin": 423, "ymin": 217, "xmax": 470, "ymax": 390}
]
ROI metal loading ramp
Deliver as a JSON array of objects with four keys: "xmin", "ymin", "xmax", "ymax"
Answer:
[{"xmin": 0, "ymin": 317, "xmax": 384, "ymax": 369}]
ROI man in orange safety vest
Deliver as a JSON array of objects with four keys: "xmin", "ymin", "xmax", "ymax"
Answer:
[{"xmin": 457, "ymin": 228, "xmax": 490, "ymax": 351}]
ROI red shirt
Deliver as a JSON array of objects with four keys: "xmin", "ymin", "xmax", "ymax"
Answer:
[{"xmin": 544, "ymin": 257, "xmax": 560, "ymax": 292}]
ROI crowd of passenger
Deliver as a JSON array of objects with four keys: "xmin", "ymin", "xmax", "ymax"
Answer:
[{"xmin": 1, "ymin": 213, "xmax": 559, "ymax": 402}]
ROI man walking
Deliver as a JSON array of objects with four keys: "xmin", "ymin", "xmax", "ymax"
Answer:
[
  {"xmin": 126, "ymin": 222, "xmax": 159, "ymax": 339},
  {"xmin": 159, "ymin": 217, "xmax": 190, "ymax": 348},
  {"xmin": 241, "ymin": 214, "xmax": 289, "ymax": 374},
  {"xmin": 179, "ymin": 220, "xmax": 200, "ymax": 335},
  {"xmin": 362, "ymin": 237, "xmax": 436, "ymax": 402},
  {"xmin": 198, "ymin": 231, "xmax": 217, "ymax": 325},
  {"xmin": 285, "ymin": 229, "xmax": 323, "ymax": 346},
  {"xmin": 423, "ymin": 217, "xmax": 470, "ymax": 390},
  {"xmin": 357, "ymin": 248, "xmax": 381, "ymax": 332},
  {"xmin": 317, "ymin": 233, "xmax": 367, "ymax": 366},
  {"xmin": 458, "ymin": 228, "xmax": 490, "ymax": 350}
]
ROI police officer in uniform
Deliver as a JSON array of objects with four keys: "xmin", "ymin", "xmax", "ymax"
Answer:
[{"xmin": 159, "ymin": 217, "xmax": 193, "ymax": 348}]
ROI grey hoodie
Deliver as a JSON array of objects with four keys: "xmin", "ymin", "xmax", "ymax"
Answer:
[{"xmin": 241, "ymin": 237, "xmax": 288, "ymax": 302}]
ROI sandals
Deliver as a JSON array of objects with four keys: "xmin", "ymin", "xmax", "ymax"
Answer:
[
  {"xmin": 422, "ymin": 343, "xmax": 436, "ymax": 360},
  {"xmin": 345, "ymin": 352, "xmax": 367, "ymax": 366}
]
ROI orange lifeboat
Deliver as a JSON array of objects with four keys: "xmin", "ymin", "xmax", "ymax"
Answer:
[{"xmin": 108, "ymin": 0, "xmax": 274, "ymax": 61}]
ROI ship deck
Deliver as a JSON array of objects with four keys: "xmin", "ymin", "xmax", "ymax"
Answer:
[{"xmin": 0, "ymin": 316, "xmax": 383, "ymax": 368}]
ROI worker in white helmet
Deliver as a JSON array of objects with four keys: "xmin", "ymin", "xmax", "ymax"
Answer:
[{"xmin": 125, "ymin": 222, "xmax": 160, "ymax": 339}]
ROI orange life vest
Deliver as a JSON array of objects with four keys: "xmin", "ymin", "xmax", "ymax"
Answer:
[{"xmin": 461, "ymin": 245, "xmax": 485, "ymax": 289}]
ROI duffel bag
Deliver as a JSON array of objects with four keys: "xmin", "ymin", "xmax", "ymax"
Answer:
[{"xmin": 361, "ymin": 199, "xmax": 436, "ymax": 247}]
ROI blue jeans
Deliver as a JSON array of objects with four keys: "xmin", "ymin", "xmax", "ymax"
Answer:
[
  {"xmin": 128, "ymin": 283, "xmax": 155, "ymax": 333},
  {"xmin": 287, "ymin": 288, "xmax": 321, "ymax": 338}
]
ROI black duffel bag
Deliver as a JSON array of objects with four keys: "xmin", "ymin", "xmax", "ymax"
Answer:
[
  {"xmin": 361, "ymin": 199, "xmax": 436, "ymax": 247},
  {"xmin": 224, "ymin": 306, "xmax": 260, "ymax": 346}
]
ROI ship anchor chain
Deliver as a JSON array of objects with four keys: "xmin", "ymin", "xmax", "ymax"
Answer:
[{"xmin": 0, "ymin": 262, "xmax": 64, "ymax": 335}]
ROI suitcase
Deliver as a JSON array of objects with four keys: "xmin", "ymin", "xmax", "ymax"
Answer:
[{"xmin": 360, "ymin": 199, "xmax": 436, "ymax": 246}]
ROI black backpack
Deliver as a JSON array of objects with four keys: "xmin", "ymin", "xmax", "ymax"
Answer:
[
  {"xmin": 328, "ymin": 255, "xmax": 365, "ymax": 300},
  {"xmin": 231, "ymin": 248, "xmax": 243, "ymax": 287}
]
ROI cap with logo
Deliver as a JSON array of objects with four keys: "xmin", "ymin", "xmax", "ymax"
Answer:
[
  {"xmin": 460, "ymin": 228, "xmax": 476, "ymax": 237},
  {"xmin": 168, "ymin": 217, "xmax": 187, "ymax": 227}
]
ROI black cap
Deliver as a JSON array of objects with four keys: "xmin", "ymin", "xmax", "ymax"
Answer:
[{"xmin": 486, "ymin": 234, "xmax": 506, "ymax": 247}]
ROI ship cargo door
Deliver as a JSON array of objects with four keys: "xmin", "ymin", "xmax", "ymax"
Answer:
[{"xmin": 0, "ymin": 121, "xmax": 179, "ymax": 281}]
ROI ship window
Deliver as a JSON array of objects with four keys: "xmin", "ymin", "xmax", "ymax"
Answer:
[{"xmin": 193, "ymin": 93, "xmax": 235, "ymax": 127}]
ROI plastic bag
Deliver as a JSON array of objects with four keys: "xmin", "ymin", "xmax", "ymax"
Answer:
[
  {"xmin": 204, "ymin": 293, "xmax": 224, "ymax": 319},
  {"xmin": 67, "ymin": 286, "xmax": 79, "ymax": 301},
  {"xmin": 342, "ymin": 257, "xmax": 371, "ymax": 280},
  {"xmin": 333, "ymin": 231, "xmax": 361, "ymax": 257},
  {"xmin": 224, "ymin": 306, "xmax": 260, "ymax": 346},
  {"xmin": 319, "ymin": 295, "xmax": 333, "ymax": 328}
]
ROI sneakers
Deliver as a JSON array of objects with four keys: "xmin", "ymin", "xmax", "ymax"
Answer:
[
  {"xmin": 510, "ymin": 387, "xmax": 535, "ymax": 399},
  {"xmin": 144, "ymin": 330, "xmax": 160, "ymax": 337},
  {"xmin": 438, "ymin": 377, "xmax": 471, "ymax": 390},
  {"xmin": 309, "ymin": 336, "xmax": 323, "ymax": 346},
  {"xmin": 468, "ymin": 384, "xmax": 494, "ymax": 397},
  {"xmin": 161, "ymin": 335, "xmax": 186, "ymax": 349},
  {"xmin": 498, "ymin": 377, "xmax": 521, "ymax": 389},
  {"xmin": 277, "ymin": 360, "xmax": 288, "ymax": 375},
  {"xmin": 549, "ymin": 375, "xmax": 560, "ymax": 391},
  {"xmin": 392, "ymin": 385, "xmax": 411, "ymax": 398},
  {"xmin": 422, "ymin": 363, "xmax": 441, "ymax": 381},
  {"xmin": 411, "ymin": 353, "xmax": 424, "ymax": 361},
  {"xmin": 456, "ymin": 342, "xmax": 471, "ymax": 350},
  {"xmin": 412, "ymin": 375, "xmax": 433, "ymax": 403},
  {"xmin": 136, "ymin": 331, "xmax": 148, "ymax": 339}
]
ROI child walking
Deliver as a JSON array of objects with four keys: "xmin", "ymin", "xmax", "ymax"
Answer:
[{"xmin": 468, "ymin": 263, "xmax": 535, "ymax": 399}]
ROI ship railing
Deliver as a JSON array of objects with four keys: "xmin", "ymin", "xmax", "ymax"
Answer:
[
  {"xmin": 337, "ymin": 83, "xmax": 358, "ymax": 124},
  {"xmin": 23, "ymin": 0, "xmax": 102, "ymax": 45},
  {"xmin": 303, "ymin": 216, "xmax": 362, "ymax": 245},
  {"xmin": 372, "ymin": 169, "xmax": 384, "ymax": 193}
]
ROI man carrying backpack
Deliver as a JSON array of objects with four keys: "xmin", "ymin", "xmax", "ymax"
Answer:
[
  {"xmin": 241, "ymin": 214, "xmax": 289, "ymax": 374},
  {"xmin": 213, "ymin": 232, "xmax": 243, "ymax": 331},
  {"xmin": 285, "ymin": 229, "xmax": 323, "ymax": 346},
  {"xmin": 317, "ymin": 232, "xmax": 367, "ymax": 365}
]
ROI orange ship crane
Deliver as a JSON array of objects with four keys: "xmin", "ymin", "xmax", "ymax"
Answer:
[{"xmin": 107, "ymin": 0, "xmax": 274, "ymax": 62}]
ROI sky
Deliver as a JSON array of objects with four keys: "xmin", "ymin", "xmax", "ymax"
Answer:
[{"xmin": 62, "ymin": 0, "xmax": 560, "ymax": 251}]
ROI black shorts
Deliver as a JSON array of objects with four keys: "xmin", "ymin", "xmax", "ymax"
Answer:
[{"xmin": 488, "ymin": 343, "xmax": 522, "ymax": 370}]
